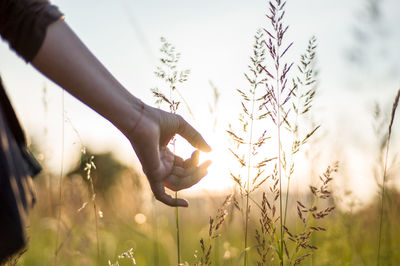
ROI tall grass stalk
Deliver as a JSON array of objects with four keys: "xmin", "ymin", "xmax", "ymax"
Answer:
[
  {"xmin": 152, "ymin": 197, "xmax": 160, "ymax": 266},
  {"xmin": 276, "ymin": 52, "xmax": 284, "ymax": 266},
  {"xmin": 152, "ymin": 37, "xmax": 190, "ymax": 265},
  {"xmin": 175, "ymin": 191, "xmax": 181, "ymax": 265},
  {"xmin": 255, "ymin": 1, "xmax": 332, "ymax": 264},
  {"xmin": 84, "ymin": 153, "xmax": 100, "ymax": 264},
  {"xmin": 244, "ymin": 32, "xmax": 261, "ymax": 266},
  {"xmin": 54, "ymin": 90, "xmax": 65, "ymax": 264},
  {"xmin": 243, "ymin": 44, "xmax": 262, "ymax": 264},
  {"xmin": 41, "ymin": 84, "xmax": 55, "ymax": 215},
  {"xmin": 228, "ymin": 28, "xmax": 270, "ymax": 266},
  {"xmin": 197, "ymin": 195, "xmax": 232, "ymax": 265},
  {"xmin": 65, "ymin": 113, "xmax": 102, "ymax": 264},
  {"xmin": 54, "ymin": 104, "xmax": 102, "ymax": 264},
  {"xmin": 283, "ymin": 36, "xmax": 318, "ymax": 227},
  {"xmin": 377, "ymin": 89, "xmax": 400, "ymax": 265},
  {"xmin": 259, "ymin": 1, "xmax": 294, "ymax": 262}
]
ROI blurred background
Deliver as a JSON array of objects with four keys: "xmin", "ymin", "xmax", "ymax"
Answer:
[{"xmin": 0, "ymin": 0, "xmax": 399, "ymax": 265}]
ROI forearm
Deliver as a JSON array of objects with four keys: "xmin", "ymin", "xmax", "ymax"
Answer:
[{"xmin": 32, "ymin": 19, "xmax": 142, "ymax": 134}]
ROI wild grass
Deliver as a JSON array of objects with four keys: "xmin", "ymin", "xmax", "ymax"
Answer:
[
  {"xmin": 54, "ymin": 90, "xmax": 65, "ymax": 265},
  {"xmin": 196, "ymin": 195, "xmax": 232, "ymax": 266},
  {"xmin": 108, "ymin": 248, "xmax": 136, "ymax": 265},
  {"xmin": 227, "ymin": 27, "xmax": 270, "ymax": 266},
  {"xmin": 14, "ymin": 0, "xmax": 400, "ymax": 265},
  {"xmin": 82, "ymin": 152, "xmax": 101, "ymax": 264},
  {"xmin": 226, "ymin": 1, "xmax": 336, "ymax": 265},
  {"xmin": 53, "ymin": 102, "xmax": 103, "ymax": 265},
  {"xmin": 377, "ymin": 89, "xmax": 400, "ymax": 265},
  {"xmin": 152, "ymin": 37, "xmax": 191, "ymax": 265}
]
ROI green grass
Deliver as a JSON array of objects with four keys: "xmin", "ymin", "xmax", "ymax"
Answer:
[{"xmin": 16, "ymin": 180, "xmax": 400, "ymax": 265}]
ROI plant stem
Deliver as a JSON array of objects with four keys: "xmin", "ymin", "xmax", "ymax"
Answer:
[
  {"xmin": 244, "ymin": 194, "xmax": 249, "ymax": 266},
  {"xmin": 169, "ymin": 80, "xmax": 181, "ymax": 265},
  {"xmin": 88, "ymin": 177, "xmax": 100, "ymax": 265},
  {"xmin": 283, "ymin": 95, "xmax": 300, "ymax": 227},
  {"xmin": 175, "ymin": 192, "xmax": 181, "ymax": 265},
  {"xmin": 276, "ymin": 46, "xmax": 284, "ymax": 266},
  {"xmin": 152, "ymin": 197, "xmax": 160, "ymax": 266},
  {"xmin": 244, "ymin": 84, "xmax": 257, "ymax": 266},
  {"xmin": 277, "ymin": 90, "xmax": 284, "ymax": 265},
  {"xmin": 54, "ymin": 90, "xmax": 65, "ymax": 264},
  {"xmin": 377, "ymin": 131, "xmax": 392, "ymax": 266}
]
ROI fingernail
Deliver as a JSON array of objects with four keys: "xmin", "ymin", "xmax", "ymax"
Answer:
[
  {"xmin": 192, "ymin": 150, "xmax": 199, "ymax": 157},
  {"xmin": 204, "ymin": 144, "xmax": 212, "ymax": 152}
]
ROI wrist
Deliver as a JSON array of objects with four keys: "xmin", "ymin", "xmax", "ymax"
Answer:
[
  {"xmin": 118, "ymin": 98, "xmax": 161, "ymax": 144},
  {"xmin": 113, "ymin": 95, "xmax": 146, "ymax": 135},
  {"xmin": 127, "ymin": 100, "xmax": 145, "ymax": 136}
]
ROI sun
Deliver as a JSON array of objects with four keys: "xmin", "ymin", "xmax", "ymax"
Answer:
[{"xmin": 173, "ymin": 128, "xmax": 237, "ymax": 197}]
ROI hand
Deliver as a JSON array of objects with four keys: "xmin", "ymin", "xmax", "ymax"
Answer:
[{"xmin": 125, "ymin": 104, "xmax": 212, "ymax": 207}]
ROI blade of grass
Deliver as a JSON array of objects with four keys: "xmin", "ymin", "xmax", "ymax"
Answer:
[
  {"xmin": 377, "ymin": 89, "xmax": 400, "ymax": 265},
  {"xmin": 54, "ymin": 90, "xmax": 65, "ymax": 264},
  {"xmin": 175, "ymin": 192, "xmax": 181, "ymax": 265}
]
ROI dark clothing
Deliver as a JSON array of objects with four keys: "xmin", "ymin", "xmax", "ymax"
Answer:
[
  {"xmin": 0, "ymin": 0, "xmax": 63, "ymax": 262},
  {"xmin": 0, "ymin": 79, "xmax": 39, "ymax": 261},
  {"xmin": 0, "ymin": 0, "xmax": 63, "ymax": 148},
  {"xmin": 0, "ymin": 0, "xmax": 63, "ymax": 62}
]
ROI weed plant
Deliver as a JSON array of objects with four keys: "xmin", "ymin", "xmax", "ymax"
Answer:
[
  {"xmin": 53, "ymin": 106, "xmax": 103, "ymax": 265},
  {"xmin": 227, "ymin": 1, "xmax": 337, "ymax": 265},
  {"xmin": 227, "ymin": 28, "xmax": 271, "ymax": 266},
  {"xmin": 108, "ymin": 248, "xmax": 136, "ymax": 265},
  {"xmin": 15, "ymin": 1, "xmax": 400, "ymax": 265},
  {"xmin": 82, "ymin": 151, "xmax": 101, "ymax": 264},
  {"xmin": 377, "ymin": 89, "xmax": 400, "ymax": 265},
  {"xmin": 151, "ymin": 37, "xmax": 191, "ymax": 265},
  {"xmin": 195, "ymin": 195, "xmax": 233, "ymax": 266}
]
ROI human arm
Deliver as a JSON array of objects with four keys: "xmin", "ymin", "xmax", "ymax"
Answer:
[
  {"xmin": 0, "ymin": 0, "xmax": 211, "ymax": 207},
  {"xmin": 30, "ymin": 19, "xmax": 211, "ymax": 207}
]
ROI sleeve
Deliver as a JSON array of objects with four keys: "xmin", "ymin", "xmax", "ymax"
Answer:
[{"xmin": 0, "ymin": 0, "xmax": 64, "ymax": 62}]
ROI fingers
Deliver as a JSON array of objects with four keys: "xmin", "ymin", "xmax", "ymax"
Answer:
[
  {"xmin": 183, "ymin": 150, "xmax": 199, "ymax": 168},
  {"xmin": 150, "ymin": 182, "xmax": 188, "ymax": 207},
  {"xmin": 177, "ymin": 116, "xmax": 211, "ymax": 152},
  {"xmin": 172, "ymin": 150, "xmax": 202, "ymax": 175},
  {"xmin": 165, "ymin": 160, "xmax": 212, "ymax": 191},
  {"xmin": 174, "ymin": 150, "xmax": 199, "ymax": 169},
  {"xmin": 172, "ymin": 165, "xmax": 197, "ymax": 176},
  {"xmin": 174, "ymin": 156, "xmax": 185, "ymax": 167},
  {"xmin": 147, "ymin": 148, "xmax": 210, "ymax": 208}
]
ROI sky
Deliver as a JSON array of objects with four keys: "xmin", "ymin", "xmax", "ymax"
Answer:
[{"xmin": 0, "ymin": 0, "xmax": 399, "ymax": 207}]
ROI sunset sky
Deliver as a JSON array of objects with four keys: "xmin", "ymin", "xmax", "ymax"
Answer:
[{"xmin": 0, "ymin": 0, "xmax": 399, "ymax": 207}]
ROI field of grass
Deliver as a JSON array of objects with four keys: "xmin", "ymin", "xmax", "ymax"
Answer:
[
  {"xmin": 11, "ymin": 178, "xmax": 400, "ymax": 265},
  {"xmin": 4, "ymin": 0, "xmax": 400, "ymax": 265}
]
